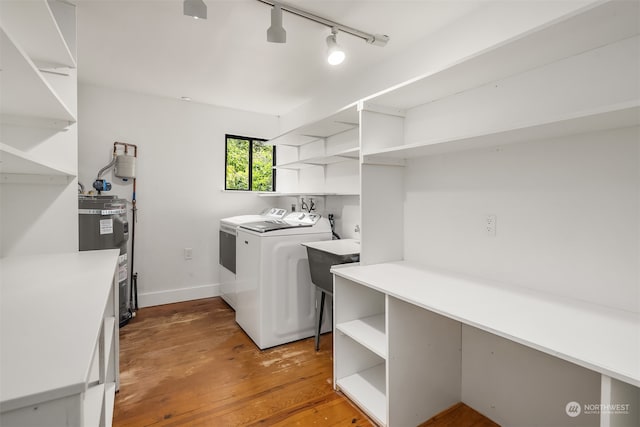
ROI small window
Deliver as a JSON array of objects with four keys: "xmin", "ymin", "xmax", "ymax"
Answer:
[{"xmin": 225, "ymin": 135, "xmax": 276, "ymax": 191}]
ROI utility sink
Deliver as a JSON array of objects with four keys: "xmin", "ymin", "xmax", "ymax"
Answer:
[{"xmin": 302, "ymin": 239, "xmax": 360, "ymax": 294}]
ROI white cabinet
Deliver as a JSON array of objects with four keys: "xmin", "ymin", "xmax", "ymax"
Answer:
[{"xmin": 0, "ymin": 250, "xmax": 121, "ymax": 427}]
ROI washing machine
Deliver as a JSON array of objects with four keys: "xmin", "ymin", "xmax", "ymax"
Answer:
[
  {"xmin": 219, "ymin": 208, "xmax": 287, "ymax": 309},
  {"xmin": 235, "ymin": 212, "xmax": 332, "ymax": 349}
]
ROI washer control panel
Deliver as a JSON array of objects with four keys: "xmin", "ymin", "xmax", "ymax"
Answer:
[{"xmin": 284, "ymin": 212, "xmax": 321, "ymax": 225}]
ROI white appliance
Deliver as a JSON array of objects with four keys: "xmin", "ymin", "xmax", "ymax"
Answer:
[
  {"xmin": 235, "ymin": 212, "xmax": 332, "ymax": 349},
  {"xmin": 219, "ymin": 208, "xmax": 287, "ymax": 309}
]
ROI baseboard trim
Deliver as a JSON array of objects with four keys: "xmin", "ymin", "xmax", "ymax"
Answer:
[{"xmin": 138, "ymin": 283, "xmax": 220, "ymax": 308}]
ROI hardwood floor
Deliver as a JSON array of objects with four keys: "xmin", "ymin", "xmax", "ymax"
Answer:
[
  {"xmin": 114, "ymin": 297, "xmax": 499, "ymax": 427},
  {"xmin": 113, "ymin": 297, "xmax": 372, "ymax": 426}
]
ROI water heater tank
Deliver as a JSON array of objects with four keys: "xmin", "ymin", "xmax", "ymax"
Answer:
[{"xmin": 79, "ymin": 195, "xmax": 130, "ymax": 326}]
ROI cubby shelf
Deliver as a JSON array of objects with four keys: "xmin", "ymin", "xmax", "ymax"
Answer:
[
  {"xmin": 0, "ymin": 0, "xmax": 76, "ymax": 68},
  {"xmin": 0, "ymin": 27, "xmax": 76, "ymax": 123},
  {"xmin": 363, "ymin": 101, "xmax": 640, "ymax": 161},
  {"xmin": 336, "ymin": 314, "xmax": 386, "ymax": 359},
  {"xmin": 336, "ymin": 364, "xmax": 387, "ymax": 426}
]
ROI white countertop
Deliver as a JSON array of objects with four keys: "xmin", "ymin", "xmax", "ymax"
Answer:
[
  {"xmin": 0, "ymin": 249, "xmax": 120, "ymax": 411},
  {"xmin": 302, "ymin": 238, "xmax": 360, "ymax": 256},
  {"xmin": 331, "ymin": 261, "xmax": 640, "ymax": 387}
]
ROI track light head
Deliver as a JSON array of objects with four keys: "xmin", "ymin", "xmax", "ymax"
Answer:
[
  {"xmin": 184, "ymin": 0, "xmax": 207, "ymax": 20},
  {"xmin": 267, "ymin": 3, "xmax": 286, "ymax": 43},
  {"xmin": 326, "ymin": 29, "xmax": 345, "ymax": 65}
]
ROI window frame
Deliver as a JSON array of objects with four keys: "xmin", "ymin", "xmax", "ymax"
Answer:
[{"xmin": 224, "ymin": 134, "xmax": 276, "ymax": 192}]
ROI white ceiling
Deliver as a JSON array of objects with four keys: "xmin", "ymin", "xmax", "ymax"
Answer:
[{"xmin": 76, "ymin": 0, "xmax": 484, "ymax": 116}]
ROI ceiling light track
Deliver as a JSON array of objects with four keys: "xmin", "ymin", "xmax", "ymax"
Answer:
[{"xmin": 256, "ymin": 0, "xmax": 389, "ymax": 47}]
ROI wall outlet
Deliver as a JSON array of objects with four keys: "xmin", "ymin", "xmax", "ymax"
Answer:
[
  {"xmin": 184, "ymin": 248, "xmax": 193, "ymax": 259},
  {"xmin": 486, "ymin": 215, "xmax": 497, "ymax": 236}
]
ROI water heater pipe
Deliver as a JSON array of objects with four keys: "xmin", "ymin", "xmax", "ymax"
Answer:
[{"xmin": 113, "ymin": 141, "xmax": 139, "ymax": 312}]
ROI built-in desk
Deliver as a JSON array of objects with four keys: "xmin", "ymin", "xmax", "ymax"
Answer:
[
  {"xmin": 1, "ymin": 250, "xmax": 120, "ymax": 427},
  {"xmin": 332, "ymin": 261, "xmax": 639, "ymax": 427}
]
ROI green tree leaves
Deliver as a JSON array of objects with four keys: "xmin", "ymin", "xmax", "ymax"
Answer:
[{"xmin": 225, "ymin": 136, "xmax": 274, "ymax": 191}]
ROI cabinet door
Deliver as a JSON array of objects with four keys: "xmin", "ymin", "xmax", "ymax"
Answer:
[{"xmin": 235, "ymin": 230, "xmax": 261, "ymax": 340}]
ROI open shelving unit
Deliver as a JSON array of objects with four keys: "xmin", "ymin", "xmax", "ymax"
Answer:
[
  {"xmin": 333, "ymin": 261, "xmax": 640, "ymax": 427},
  {"xmin": 267, "ymin": 106, "xmax": 358, "ymax": 147},
  {"xmin": 363, "ymin": 101, "xmax": 640, "ymax": 161},
  {"xmin": 269, "ymin": 106, "xmax": 360, "ymax": 193},
  {"xmin": 0, "ymin": 28, "xmax": 75, "ymax": 123},
  {"xmin": 0, "ymin": 0, "xmax": 76, "ymax": 68},
  {"xmin": 332, "ymin": 1, "xmax": 640, "ymax": 426},
  {"xmin": 274, "ymin": 147, "xmax": 359, "ymax": 170},
  {"xmin": 0, "ymin": 0, "xmax": 77, "ymax": 188}
]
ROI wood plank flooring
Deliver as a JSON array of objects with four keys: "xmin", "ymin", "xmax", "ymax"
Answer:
[
  {"xmin": 114, "ymin": 297, "xmax": 499, "ymax": 427},
  {"xmin": 114, "ymin": 297, "xmax": 372, "ymax": 426}
]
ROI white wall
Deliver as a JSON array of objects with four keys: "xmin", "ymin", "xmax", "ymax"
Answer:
[
  {"xmin": 78, "ymin": 84, "xmax": 279, "ymax": 307},
  {"xmin": 404, "ymin": 126, "xmax": 640, "ymax": 313}
]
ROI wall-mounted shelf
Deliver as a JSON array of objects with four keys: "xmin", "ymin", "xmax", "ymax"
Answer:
[
  {"xmin": 274, "ymin": 147, "xmax": 360, "ymax": 170},
  {"xmin": 0, "ymin": 0, "xmax": 76, "ymax": 68},
  {"xmin": 267, "ymin": 105, "xmax": 358, "ymax": 147},
  {"xmin": 0, "ymin": 28, "xmax": 76, "ymax": 123},
  {"xmin": 370, "ymin": 0, "xmax": 639, "ymax": 112},
  {"xmin": 363, "ymin": 102, "xmax": 640, "ymax": 161},
  {"xmin": 258, "ymin": 192, "xmax": 359, "ymax": 197},
  {"xmin": 0, "ymin": 142, "xmax": 75, "ymax": 178}
]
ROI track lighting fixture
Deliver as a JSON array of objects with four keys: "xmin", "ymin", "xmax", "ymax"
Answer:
[
  {"xmin": 326, "ymin": 28, "xmax": 345, "ymax": 65},
  {"xmin": 184, "ymin": 0, "xmax": 207, "ymax": 20},
  {"xmin": 267, "ymin": 3, "xmax": 286, "ymax": 43},
  {"xmin": 257, "ymin": 0, "xmax": 389, "ymax": 65}
]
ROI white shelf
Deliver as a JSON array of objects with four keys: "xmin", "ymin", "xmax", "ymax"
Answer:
[
  {"xmin": 0, "ymin": 0, "xmax": 76, "ymax": 68},
  {"xmin": 363, "ymin": 102, "xmax": 640, "ymax": 160},
  {"xmin": 0, "ymin": 250, "xmax": 120, "ymax": 412},
  {"xmin": 274, "ymin": 147, "xmax": 360, "ymax": 170},
  {"xmin": 267, "ymin": 105, "xmax": 358, "ymax": 147},
  {"xmin": 0, "ymin": 27, "xmax": 76, "ymax": 123},
  {"xmin": 0, "ymin": 142, "xmax": 76, "ymax": 178},
  {"xmin": 105, "ymin": 382, "xmax": 116, "ymax": 427},
  {"xmin": 333, "ymin": 261, "xmax": 640, "ymax": 388},
  {"xmin": 337, "ymin": 364, "xmax": 387, "ymax": 426},
  {"xmin": 258, "ymin": 192, "xmax": 359, "ymax": 197},
  {"xmin": 336, "ymin": 314, "xmax": 386, "ymax": 359},
  {"xmin": 83, "ymin": 383, "xmax": 105, "ymax": 427},
  {"xmin": 370, "ymin": 1, "xmax": 639, "ymax": 111}
]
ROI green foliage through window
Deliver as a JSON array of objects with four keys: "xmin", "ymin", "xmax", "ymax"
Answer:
[{"xmin": 225, "ymin": 135, "xmax": 275, "ymax": 191}]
